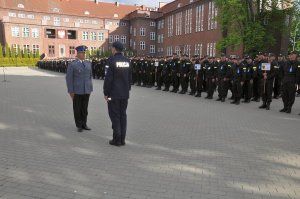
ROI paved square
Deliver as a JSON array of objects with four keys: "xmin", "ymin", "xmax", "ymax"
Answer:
[{"xmin": 0, "ymin": 67, "xmax": 299, "ymax": 199}]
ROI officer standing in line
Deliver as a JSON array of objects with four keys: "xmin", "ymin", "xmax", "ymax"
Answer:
[
  {"xmin": 179, "ymin": 54, "xmax": 191, "ymax": 94},
  {"xmin": 66, "ymin": 45, "xmax": 93, "ymax": 132},
  {"xmin": 205, "ymin": 56, "xmax": 216, "ymax": 99},
  {"xmin": 162, "ymin": 56, "xmax": 173, "ymax": 91},
  {"xmin": 259, "ymin": 53, "xmax": 276, "ymax": 110},
  {"xmin": 103, "ymin": 42, "xmax": 132, "ymax": 146},
  {"xmin": 189, "ymin": 55, "xmax": 198, "ymax": 96},
  {"xmin": 136, "ymin": 57, "xmax": 142, "ymax": 86},
  {"xmin": 280, "ymin": 51, "xmax": 300, "ymax": 114},
  {"xmin": 155, "ymin": 57, "xmax": 164, "ymax": 90},
  {"xmin": 216, "ymin": 53, "xmax": 230, "ymax": 102},
  {"xmin": 242, "ymin": 56, "xmax": 254, "ymax": 103},
  {"xmin": 252, "ymin": 52, "xmax": 264, "ymax": 102},
  {"xmin": 171, "ymin": 54, "xmax": 180, "ymax": 93},
  {"xmin": 230, "ymin": 57, "xmax": 244, "ymax": 105}
]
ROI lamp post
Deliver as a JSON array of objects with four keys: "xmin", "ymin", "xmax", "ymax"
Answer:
[{"xmin": 293, "ymin": 21, "xmax": 300, "ymax": 51}]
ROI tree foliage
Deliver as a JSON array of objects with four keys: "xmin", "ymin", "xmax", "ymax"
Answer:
[{"xmin": 214, "ymin": 0, "xmax": 298, "ymax": 56}]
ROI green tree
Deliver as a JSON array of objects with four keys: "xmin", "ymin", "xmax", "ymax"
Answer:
[
  {"xmin": 214, "ymin": 0, "xmax": 297, "ymax": 56},
  {"xmin": 5, "ymin": 43, "xmax": 10, "ymax": 58},
  {"xmin": 17, "ymin": 45, "xmax": 22, "ymax": 58},
  {"xmin": 0, "ymin": 43, "xmax": 3, "ymax": 58},
  {"xmin": 35, "ymin": 50, "xmax": 40, "ymax": 59}
]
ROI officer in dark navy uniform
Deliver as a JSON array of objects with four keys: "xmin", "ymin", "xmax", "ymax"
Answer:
[
  {"xmin": 103, "ymin": 42, "xmax": 132, "ymax": 147},
  {"xmin": 66, "ymin": 45, "xmax": 93, "ymax": 132}
]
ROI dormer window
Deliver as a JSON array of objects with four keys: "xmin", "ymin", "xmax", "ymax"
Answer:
[
  {"xmin": 84, "ymin": 11, "xmax": 90, "ymax": 15},
  {"xmin": 53, "ymin": 8, "xmax": 60, "ymax": 13},
  {"xmin": 177, "ymin": 3, "xmax": 181, "ymax": 8},
  {"xmin": 18, "ymin": 4, "xmax": 24, "ymax": 8},
  {"xmin": 113, "ymin": 14, "xmax": 119, "ymax": 18}
]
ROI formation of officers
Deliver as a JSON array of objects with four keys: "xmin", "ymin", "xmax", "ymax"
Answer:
[{"xmin": 38, "ymin": 51, "xmax": 300, "ymax": 114}]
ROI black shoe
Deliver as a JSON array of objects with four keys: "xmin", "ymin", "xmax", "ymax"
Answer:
[
  {"xmin": 256, "ymin": 98, "xmax": 261, "ymax": 102},
  {"xmin": 286, "ymin": 108, "xmax": 291, "ymax": 114},
  {"xmin": 235, "ymin": 101, "xmax": 240, "ymax": 105},
  {"xmin": 231, "ymin": 101, "xmax": 237, "ymax": 104},
  {"xmin": 273, "ymin": 96, "xmax": 279, "ymax": 99},
  {"xmin": 109, "ymin": 140, "xmax": 121, "ymax": 146},
  {"xmin": 179, "ymin": 91, "xmax": 186, "ymax": 94},
  {"xmin": 221, "ymin": 98, "xmax": 225, "ymax": 102},
  {"xmin": 251, "ymin": 98, "xmax": 257, "ymax": 101},
  {"xmin": 156, "ymin": 87, "xmax": 161, "ymax": 90},
  {"xmin": 216, "ymin": 98, "xmax": 221, "ymax": 101},
  {"xmin": 206, "ymin": 96, "xmax": 212, "ymax": 99},
  {"xmin": 195, "ymin": 93, "xmax": 201, "ymax": 97},
  {"xmin": 259, "ymin": 104, "xmax": 267, "ymax": 109},
  {"xmin": 82, "ymin": 126, "xmax": 91, "ymax": 130},
  {"xmin": 77, "ymin": 128, "xmax": 83, "ymax": 132},
  {"xmin": 121, "ymin": 141, "xmax": 126, "ymax": 146},
  {"xmin": 189, "ymin": 92, "xmax": 195, "ymax": 95},
  {"xmin": 280, "ymin": 108, "xmax": 287, "ymax": 112},
  {"xmin": 266, "ymin": 105, "xmax": 270, "ymax": 110},
  {"xmin": 242, "ymin": 100, "xmax": 250, "ymax": 103}
]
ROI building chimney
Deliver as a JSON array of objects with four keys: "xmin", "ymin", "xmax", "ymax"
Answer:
[
  {"xmin": 115, "ymin": 1, "xmax": 119, "ymax": 7},
  {"xmin": 95, "ymin": 0, "xmax": 98, "ymax": 4}
]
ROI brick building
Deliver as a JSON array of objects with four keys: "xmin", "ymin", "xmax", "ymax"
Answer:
[{"xmin": 2, "ymin": 0, "xmax": 286, "ymax": 59}]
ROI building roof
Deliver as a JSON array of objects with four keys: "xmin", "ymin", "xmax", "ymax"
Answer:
[
  {"xmin": 159, "ymin": 0, "xmax": 201, "ymax": 14},
  {"xmin": 0, "ymin": 0, "xmax": 141, "ymax": 20}
]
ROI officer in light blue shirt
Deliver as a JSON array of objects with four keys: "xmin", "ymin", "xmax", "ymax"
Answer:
[{"xmin": 66, "ymin": 45, "xmax": 93, "ymax": 132}]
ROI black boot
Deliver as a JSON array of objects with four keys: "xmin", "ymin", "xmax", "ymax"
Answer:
[
  {"xmin": 259, "ymin": 104, "xmax": 267, "ymax": 109},
  {"xmin": 266, "ymin": 103, "xmax": 270, "ymax": 110},
  {"xmin": 195, "ymin": 93, "xmax": 201, "ymax": 97},
  {"xmin": 280, "ymin": 107, "xmax": 287, "ymax": 112},
  {"xmin": 286, "ymin": 107, "xmax": 291, "ymax": 114}
]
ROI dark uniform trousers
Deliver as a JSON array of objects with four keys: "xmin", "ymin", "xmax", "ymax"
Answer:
[
  {"xmin": 232, "ymin": 80, "xmax": 243, "ymax": 101},
  {"xmin": 172, "ymin": 73, "xmax": 180, "ymax": 91},
  {"xmin": 196, "ymin": 73, "xmax": 204, "ymax": 94},
  {"xmin": 73, "ymin": 94, "xmax": 90, "ymax": 128},
  {"xmin": 108, "ymin": 99, "xmax": 128, "ymax": 143},
  {"xmin": 207, "ymin": 78, "xmax": 216, "ymax": 97},
  {"xmin": 189, "ymin": 74, "xmax": 196, "ymax": 93},
  {"xmin": 156, "ymin": 71, "xmax": 162, "ymax": 88},
  {"xmin": 243, "ymin": 80, "xmax": 253, "ymax": 100},
  {"xmin": 261, "ymin": 79, "xmax": 274, "ymax": 104},
  {"xmin": 163, "ymin": 74, "xmax": 171, "ymax": 90},
  {"xmin": 282, "ymin": 81, "xmax": 296, "ymax": 109},
  {"xmin": 253, "ymin": 78, "xmax": 261, "ymax": 99},
  {"xmin": 217, "ymin": 79, "xmax": 229, "ymax": 99},
  {"xmin": 180, "ymin": 74, "xmax": 189, "ymax": 92}
]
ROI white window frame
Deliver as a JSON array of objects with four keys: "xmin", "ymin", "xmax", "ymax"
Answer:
[
  {"xmin": 133, "ymin": 28, "xmax": 136, "ymax": 36},
  {"xmin": 114, "ymin": 35, "xmax": 119, "ymax": 42},
  {"xmin": 27, "ymin": 14, "xmax": 34, "ymax": 19},
  {"xmin": 140, "ymin": 41, "xmax": 145, "ymax": 50},
  {"xmin": 32, "ymin": 44, "xmax": 40, "ymax": 55},
  {"xmin": 140, "ymin": 27, "xmax": 145, "ymax": 36},
  {"xmin": 22, "ymin": 27, "xmax": 30, "ymax": 38},
  {"xmin": 11, "ymin": 27, "xmax": 20, "ymax": 37},
  {"xmin": 82, "ymin": 31, "xmax": 89, "ymax": 40},
  {"xmin": 8, "ymin": 12, "xmax": 16, "ymax": 17},
  {"xmin": 150, "ymin": 45, "xmax": 155, "ymax": 53},
  {"xmin": 31, "ymin": 28, "xmax": 39, "ymax": 38},
  {"xmin": 91, "ymin": 32, "xmax": 97, "ymax": 41},
  {"xmin": 121, "ymin": 35, "xmax": 126, "ymax": 44},
  {"xmin": 150, "ymin": 21, "xmax": 156, "ymax": 26},
  {"xmin": 176, "ymin": 12, "xmax": 182, "ymax": 36},
  {"xmin": 54, "ymin": 17, "xmax": 61, "ymax": 26},
  {"xmin": 18, "ymin": 13, "xmax": 25, "ymax": 18},
  {"xmin": 98, "ymin": 32, "xmax": 104, "ymax": 41},
  {"xmin": 64, "ymin": 18, "xmax": 70, "ymax": 22},
  {"xmin": 150, "ymin": 32, "xmax": 156, "ymax": 40},
  {"xmin": 109, "ymin": 35, "xmax": 113, "ymax": 43}
]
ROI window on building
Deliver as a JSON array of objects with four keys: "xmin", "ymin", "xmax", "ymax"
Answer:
[
  {"xmin": 175, "ymin": 12, "xmax": 182, "ymax": 36},
  {"xmin": 9, "ymin": 12, "xmax": 16, "ymax": 17},
  {"xmin": 140, "ymin": 41, "xmax": 145, "ymax": 50},
  {"xmin": 121, "ymin": 35, "xmax": 126, "ymax": 44},
  {"xmin": 67, "ymin": 30, "xmax": 76, "ymax": 39},
  {"xmin": 48, "ymin": 45, "xmax": 55, "ymax": 56},
  {"xmin": 194, "ymin": 43, "xmax": 203, "ymax": 57},
  {"xmin": 195, "ymin": 5, "xmax": 204, "ymax": 32},
  {"xmin": 27, "ymin": 15, "xmax": 34, "ymax": 19},
  {"xmin": 32, "ymin": 45, "xmax": 39, "ymax": 56},
  {"xmin": 12, "ymin": 44, "xmax": 17, "ymax": 54},
  {"xmin": 150, "ymin": 32, "xmax": 155, "ymax": 40},
  {"xmin": 161, "ymin": 34, "xmax": 164, "ymax": 43},
  {"xmin": 23, "ymin": 44, "xmax": 30, "ymax": 56},
  {"xmin": 109, "ymin": 35, "xmax": 113, "ymax": 43},
  {"xmin": 130, "ymin": 26, "xmax": 132, "ymax": 34},
  {"xmin": 161, "ymin": 19, "xmax": 164, "ymax": 28},
  {"xmin": 92, "ymin": 20, "xmax": 98, "ymax": 24},
  {"xmin": 90, "ymin": 47, "xmax": 97, "ymax": 52},
  {"xmin": 64, "ymin": 18, "xmax": 70, "ymax": 22},
  {"xmin": 18, "ymin": 13, "xmax": 25, "ymax": 18},
  {"xmin": 69, "ymin": 46, "xmax": 75, "ymax": 55},
  {"xmin": 120, "ymin": 22, "xmax": 127, "ymax": 26},
  {"xmin": 150, "ymin": 45, "xmax": 155, "ymax": 53},
  {"xmin": 208, "ymin": 1, "xmax": 217, "ymax": 30},
  {"xmin": 32, "ymin": 28, "xmax": 39, "ymax": 38},
  {"xmin": 133, "ymin": 28, "xmax": 136, "ymax": 36},
  {"xmin": 167, "ymin": 15, "xmax": 174, "ymax": 37},
  {"xmin": 22, "ymin": 27, "xmax": 29, "ymax": 38},
  {"xmin": 158, "ymin": 21, "xmax": 161, "ymax": 29},
  {"xmin": 98, "ymin": 32, "xmax": 104, "ymax": 41},
  {"xmin": 43, "ymin": 16, "xmax": 50, "ymax": 21},
  {"xmin": 150, "ymin": 21, "xmax": 156, "ymax": 26},
  {"xmin": 140, "ymin": 28, "xmax": 145, "ymax": 36},
  {"xmin": 158, "ymin": 35, "xmax": 161, "ymax": 44},
  {"xmin": 46, "ymin": 29, "xmax": 56, "ymax": 38},
  {"xmin": 91, "ymin": 32, "xmax": 97, "ymax": 41},
  {"xmin": 11, "ymin": 27, "xmax": 20, "ymax": 37},
  {"xmin": 185, "ymin": 8, "xmax": 192, "ymax": 34},
  {"xmin": 130, "ymin": 39, "xmax": 132, "ymax": 47},
  {"xmin": 53, "ymin": 8, "xmax": 60, "ymax": 13},
  {"xmin": 18, "ymin": 4, "xmax": 24, "ymax": 8},
  {"xmin": 82, "ymin": 31, "xmax": 89, "ymax": 40},
  {"xmin": 175, "ymin": 46, "xmax": 180, "ymax": 55},
  {"xmin": 114, "ymin": 35, "xmax": 119, "ymax": 42},
  {"xmin": 133, "ymin": 41, "xmax": 136, "ymax": 50},
  {"xmin": 84, "ymin": 19, "xmax": 90, "ymax": 24},
  {"xmin": 54, "ymin": 17, "xmax": 60, "ymax": 26}
]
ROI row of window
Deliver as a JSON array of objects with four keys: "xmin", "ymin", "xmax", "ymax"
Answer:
[
  {"xmin": 81, "ymin": 32, "xmax": 105, "ymax": 41},
  {"xmin": 167, "ymin": 1, "xmax": 218, "ymax": 37},
  {"xmin": 11, "ymin": 44, "xmax": 40, "ymax": 55},
  {"xmin": 129, "ymin": 27, "xmax": 156, "ymax": 40},
  {"xmin": 165, "ymin": 43, "xmax": 216, "ymax": 57},
  {"xmin": 11, "ymin": 27, "xmax": 39, "ymax": 38},
  {"xmin": 108, "ymin": 35, "xmax": 127, "ymax": 44}
]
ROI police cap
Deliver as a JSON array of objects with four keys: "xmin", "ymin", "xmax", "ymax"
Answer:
[
  {"xmin": 75, "ymin": 45, "xmax": 88, "ymax": 53},
  {"xmin": 112, "ymin": 41, "xmax": 124, "ymax": 52}
]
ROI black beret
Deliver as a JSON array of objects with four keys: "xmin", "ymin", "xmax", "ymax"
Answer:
[{"xmin": 112, "ymin": 41, "xmax": 124, "ymax": 52}]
